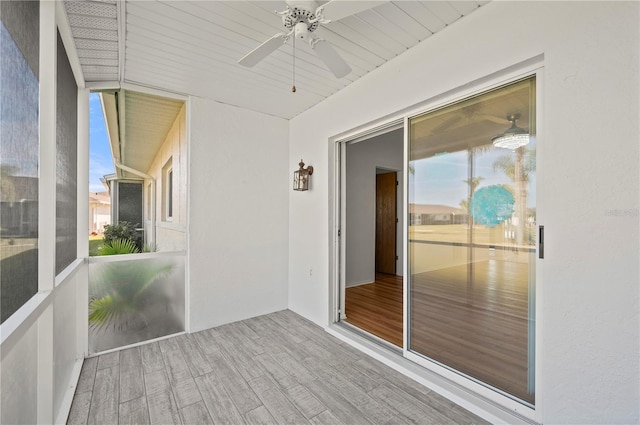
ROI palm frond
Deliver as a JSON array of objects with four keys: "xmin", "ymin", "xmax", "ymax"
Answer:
[
  {"xmin": 492, "ymin": 155, "xmax": 516, "ymax": 180},
  {"xmin": 88, "ymin": 258, "xmax": 176, "ymax": 331},
  {"xmin": 89, "ymin": 294, "xmax": 134, "ymax": 331},
  {"xmin": 100, "ymin": 238, "xmax": 140, "ymax": 255}
]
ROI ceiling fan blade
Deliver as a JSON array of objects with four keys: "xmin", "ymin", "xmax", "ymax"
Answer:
[
  {"xmin": 318, "ymin": 0, "xmax": 385, "ymax": 22},
  {"xmin": 238, "ymin": 33, "xmax": 287, "ymax": 68},
  {"xmin": 311, "ymin": 38, "xmax": 351, "ymax": 78},
  {"xmin": 432, "ymin": 115, "xmax": 464, "ymax": 133},
  {"xmin": 477, "ymin": 113, "xmax": 510, "ymax": 124}
]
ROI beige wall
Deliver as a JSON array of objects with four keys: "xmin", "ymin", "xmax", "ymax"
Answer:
[{"xmin": 146, "ymin": 104, "xmax": 187, "ymax": 251}]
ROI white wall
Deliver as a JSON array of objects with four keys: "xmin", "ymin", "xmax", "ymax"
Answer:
[
  {"xmin": 345, "ymin": 129, "xmax": 403, "ymax": 286},
  {"xmin": 189, "ymin": 97, "xmax": 289, "ymax": 332},
  {"xmin": 1, "ymin": 319, "xmax": 38, "ymax": 425},
  {"xmin": 1, "ymin": 264, "xmax": 88, "ymax": 425},
  {"xmin": 146, "ymin": 104, "xmax": 187, "ymax": 251},
  {"xmin": 289, "ymin": 2, "xmax": 639, "ymax": 423}
]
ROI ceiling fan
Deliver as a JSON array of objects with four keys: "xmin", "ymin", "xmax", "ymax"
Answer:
[
  {"xmin": 431, "ymin": 105, "xmax": 512, "ymax": 134},
  {"xmin": 238, "ymin": 1, "xmax": 384, "ymax": 79}
]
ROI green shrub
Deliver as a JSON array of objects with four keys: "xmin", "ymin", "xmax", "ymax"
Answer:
[{"xmin": 103, "ymin": 221, "xmax": 141, "ymax": 250}]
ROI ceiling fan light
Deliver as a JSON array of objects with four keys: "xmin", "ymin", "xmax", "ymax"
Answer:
[
  {"xmin": 294, "ymin": 22, "xmax": 309, "ymax": 40},
  {"xmin": 492, "ymin": 133, "xmax": 530, "ymax": 150},
  {"xmin": 492, "ymin": 114, "xmax": 530, "ymax": 150}
]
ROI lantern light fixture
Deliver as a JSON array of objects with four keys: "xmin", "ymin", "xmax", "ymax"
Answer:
[
  {"xmin": 293, "ymin": 159, "xmax": 313, "ymax": 191},
  {"xmin": 492, "ymin": 113, "xmax": 530, "ymax": 150}
]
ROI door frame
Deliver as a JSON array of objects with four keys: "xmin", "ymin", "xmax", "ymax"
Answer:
[
  {"xmin": 332, "ymin": 121, "xmax": 405, "ymax": 322},
  {"xmin": 328, "ymin": 57, "xmax": 544, "ymax": 422}
]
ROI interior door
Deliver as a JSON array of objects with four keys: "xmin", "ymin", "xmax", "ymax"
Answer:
[{"xmin": 376, "ymin": 172, "xmax": 397, "ymax": 274}]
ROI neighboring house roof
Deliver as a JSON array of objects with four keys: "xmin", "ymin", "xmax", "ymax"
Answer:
[
  {"xmin": 409, "ymin": 204, "xmax": 467, "ymax": 215},
  {"xmin": 89, "ymin": 192, "xmax": 111, "ymax": 205}
]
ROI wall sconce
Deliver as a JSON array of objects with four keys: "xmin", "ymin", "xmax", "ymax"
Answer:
[{"xmin": 293, "ymin": 159, "xmax": 313, "ymax": 191}]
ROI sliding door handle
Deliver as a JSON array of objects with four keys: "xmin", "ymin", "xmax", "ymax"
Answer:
[{"xmin": 538, "ymin": 225, "xmax": 544, "ymax": 259}]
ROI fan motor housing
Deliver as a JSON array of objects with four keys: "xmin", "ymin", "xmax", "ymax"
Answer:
[{"xmin": 282, "ymin": 7, "xmax": 319, "ymax": 33}]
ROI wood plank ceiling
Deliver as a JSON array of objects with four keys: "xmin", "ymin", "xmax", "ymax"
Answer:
[
  {"xmin": 100, "ymin": 90, "xmax": 185, "ymax": 176},
  {"xmin": 64, "ymin": 1, "xmax": 489, "ymax": 120}
]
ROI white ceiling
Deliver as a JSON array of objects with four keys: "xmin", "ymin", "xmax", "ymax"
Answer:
[{"xmin": 64, "ymin": 0, "xmax": 489, "ymax": 120}]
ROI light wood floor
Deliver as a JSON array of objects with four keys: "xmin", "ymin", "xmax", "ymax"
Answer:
[
  {"xmin": 344, "ymin": 273, "xmax": 404, "ymax": 347},
  {"xmin": 345, "ymin": 261, "xmax": 534, "ymax": 405},
  {"xmin": 412, "ymin": 261, "xmax": 533, "ymax": 405},
  {"xmin": 68, "ymin": 310, "xmax": 487, "ymax": 425}
]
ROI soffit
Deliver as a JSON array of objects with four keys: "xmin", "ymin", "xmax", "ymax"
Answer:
[
  {"xmin": 64, "ymin": 0, "xmax": 120, "ymax": 82},
  {"xmin": 101, "ymin": 90, "xmax": 184, "ymax": 176}
]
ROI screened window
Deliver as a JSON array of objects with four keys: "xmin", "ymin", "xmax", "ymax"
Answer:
[
  {"xmin": 1, "ymin": 0, "xmax": 40, "ymax": 323},
  {"xmin": 117, "ymin": 181, "xmax": 143, "ymax": 226},
  {"xmin": 56, "ymin": 31, "xmax": 78, "ymax": 274}
]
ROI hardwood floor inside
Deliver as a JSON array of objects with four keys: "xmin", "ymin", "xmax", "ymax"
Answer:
[
  {"xmin": 344, "ymin": 273, "xmax": 404, "ymax": 347},
  {"xmin": 344, "ymin": 260, "xmax": 534, "ymax": 405}
]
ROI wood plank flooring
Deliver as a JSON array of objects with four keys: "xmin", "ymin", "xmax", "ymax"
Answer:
[
  {"xmin": 344, "ymin": 261, "xmax": 534, "ymax": 405},
  {"xmin": 68, "ymin": 310, "xmax": 488, "ymax": 425},
  {"xmin": 344, "ymin": 273, "xmax": 404, "ymax": 347},
  {"xmin": 411, "ymin": 261, "xmax": 533, "ymax": 405}
]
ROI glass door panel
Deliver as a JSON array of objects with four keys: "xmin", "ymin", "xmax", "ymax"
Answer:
[{"xmin": 408, "ymin": 77, "xmax": 536, "ymax": 405}]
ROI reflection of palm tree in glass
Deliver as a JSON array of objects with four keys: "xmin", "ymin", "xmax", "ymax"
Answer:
[
  {"xmin": 460, "ymin": 176, "xmax": 484, "ymax": 219},
  {"xmin": 493, "ymin": 147, "xmax": 536, "ymax": 246}
]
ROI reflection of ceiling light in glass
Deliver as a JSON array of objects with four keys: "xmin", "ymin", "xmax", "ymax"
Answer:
[{"xmin": 492, "ymin": 114, "xmax": 530, "ymax": 149}]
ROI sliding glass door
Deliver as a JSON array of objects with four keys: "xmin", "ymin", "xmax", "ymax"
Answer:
[{"xmin": 408, "ymin": 77, "xmax": 537, "ymax": 405}]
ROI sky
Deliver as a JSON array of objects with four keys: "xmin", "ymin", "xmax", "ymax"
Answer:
[
  {"xmin": 89, "ymin": 93, "xmax": 115, "ymax": 193},
  {"xmin": 410, "ymin": 143, "xmax": 537, "ymax": 208}
]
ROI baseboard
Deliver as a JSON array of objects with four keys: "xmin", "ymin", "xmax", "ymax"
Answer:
[
  {"xmin": 345, "ymin": 279, "xmax": 374, "ymax": 288},
  {"xmin": 55, "ymin": 357, "xmax": 84, "ymax": 425}
]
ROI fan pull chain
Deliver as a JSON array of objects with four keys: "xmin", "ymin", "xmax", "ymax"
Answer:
[{"xmin": 292, "ymin": 34, "xmax": 296, "ymax": 93}]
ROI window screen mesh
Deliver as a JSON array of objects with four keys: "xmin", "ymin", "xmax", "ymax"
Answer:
[
  {"xmin": 56, "ymin": 31, "xmax": 78, "ymax": 274},
  {"xmin": 1, "ymin": 0, "xmax": 40, "ymax": 323}
]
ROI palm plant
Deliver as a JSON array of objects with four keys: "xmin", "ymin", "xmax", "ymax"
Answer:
[
  {"xmin": 98, "ymin": 238, "xmax": 140, "ymax": 255},
  {"xmin": 492, "ymin": 147, "xmax": 536, "ymax": 246},
  {"xmin": 460, "ymin": 176, "xmax": 485, "ymax": 214}
]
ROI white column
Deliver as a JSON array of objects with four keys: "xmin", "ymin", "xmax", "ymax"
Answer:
[
  {"xmin": 37, "ymin": 1, "xmax": 56, "ymax": 422},
  {"xmin": 77, "ymin": 88, "xmax": 90, "ymax": 358},
  {"xmin": 77, "ymin": 89, "xmax": 89, "ymax": 258},
  {"xmin": 38, "ymin": 0, "xmax": 57, "ymax": 292}
]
